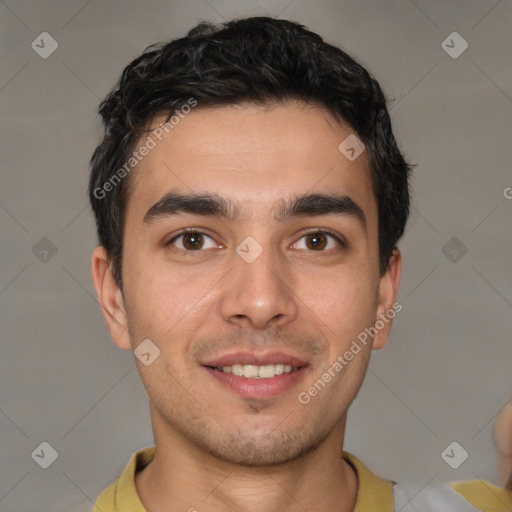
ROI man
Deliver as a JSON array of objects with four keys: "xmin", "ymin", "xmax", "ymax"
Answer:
[{"xmin": 89, "ymin": 17, "xmax": 512, "ymax": 511}]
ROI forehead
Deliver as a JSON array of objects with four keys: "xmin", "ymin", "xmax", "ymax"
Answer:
[{"xmin": 125, "ymin": 101, "xmax": 376, "ymax": 226}]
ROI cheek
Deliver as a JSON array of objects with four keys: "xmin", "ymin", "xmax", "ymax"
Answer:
[
  {"xmin": 297, "ymin": 264, "xmax": 378, "ymax": 340},
  {"xmin": 122, "ymin": 252, "xmax": 222, "ymax": 341}
]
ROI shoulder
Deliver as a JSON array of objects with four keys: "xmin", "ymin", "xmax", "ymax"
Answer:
[
  {"xmin": 93, "ymin": 446, "xmax": 155, "ymax": 512},
  {"xmin": 450, "ymin": 479, "xmax": 512, "ymax": 511},
  {"xmin": 343, "ymin": 451, "xmax": 395, "ymax": 511},
  {"xmin": 393, "ymin": 483, "xmax": 480, "ymax": 511},
  {"xmin": 393, "ymin": 480, "xmax": 512, "ymax": 512},
  {"xmin": 93, "ymin": 481, "xmax": 117, "ymax": 511}
]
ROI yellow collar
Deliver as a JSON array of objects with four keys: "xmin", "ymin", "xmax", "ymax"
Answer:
[
  {"xmin": 116, "ymin": 446, "xmax": 154, "ymax": 511},
  {"xmin": 343, "ymin": 451, "xmax": 395, "ymax": 512}
]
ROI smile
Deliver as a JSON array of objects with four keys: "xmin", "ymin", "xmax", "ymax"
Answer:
[{"xmin": 214, "ymin": 364, "xmax": 298, "ymax": 379}]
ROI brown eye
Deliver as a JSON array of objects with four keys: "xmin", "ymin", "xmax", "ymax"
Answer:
[
  {"xmin": 182, "ymin": 232, "xmax": 204, "ymax": 250},
  {"xmin": 292, "ymin": 231, "xmax": 344, "ymax": 251},
  {"xmin": 305, "ymin": 232, "xmax": 328, "ymax": 250},
  {"xmin": 168, "ymin": 231, "xmax": 216, "ymax": 251}
]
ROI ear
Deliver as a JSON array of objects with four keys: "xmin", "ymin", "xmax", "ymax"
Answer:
[
  {"xmin": 91, "ymin": 246, "xmax": 132, "ymax": 350},
  {"xmin": 372, "ymin": 248, "xmax": 402, "ymax": 350}
]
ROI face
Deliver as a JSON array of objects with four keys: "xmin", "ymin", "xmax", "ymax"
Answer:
[{"xmin": 92, "ymin": 101, "xmax": 401, "ymax": 466}]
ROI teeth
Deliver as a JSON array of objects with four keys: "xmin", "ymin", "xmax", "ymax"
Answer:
[
  {"xmin": 216, "ymin": 363, "xmax": 298, "ymax": 379},
  {"xmin": 232, "ymin": 364, "xmax": 243, "ymax": 376},
  {"xmin": 243, "ymin": 365, "xmax": 259, "ymax": 378},
  {"xmin": 258, "ymin": 365, "xmax": 275, "ymax": 378}
]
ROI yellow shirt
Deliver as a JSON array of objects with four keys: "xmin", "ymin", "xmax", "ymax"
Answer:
[{"xmin": 93, "ymin": 446, "xmax": 396, "ymax": 512}]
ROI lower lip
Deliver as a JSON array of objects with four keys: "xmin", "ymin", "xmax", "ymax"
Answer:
[{"xmin": 204, "ymin": 367, "xmax": 308, "ymax": 399}]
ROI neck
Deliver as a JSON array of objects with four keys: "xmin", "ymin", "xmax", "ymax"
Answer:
[{"xmin": 135, "ymin": 407, "xmax": 358, "ymax": 512}]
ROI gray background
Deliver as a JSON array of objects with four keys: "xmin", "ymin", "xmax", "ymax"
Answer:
[{"xmin": 1, "ymin": 0, "xmax": 511, "ymax": 511}]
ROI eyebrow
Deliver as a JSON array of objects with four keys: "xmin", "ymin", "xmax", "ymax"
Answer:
[{"xmin": 142, "ymin": 191, "xmax": 367, "ymax": 230}]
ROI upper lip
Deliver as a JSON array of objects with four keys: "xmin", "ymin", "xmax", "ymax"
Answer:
[{"xmin": 202, "ymin": 351, "xmax": 309, "ymax": 368}]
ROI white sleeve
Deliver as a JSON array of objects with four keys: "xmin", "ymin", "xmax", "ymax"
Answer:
[{"xmin": 393, "ymin": 484, "xmax": 481, "ymax": 511}]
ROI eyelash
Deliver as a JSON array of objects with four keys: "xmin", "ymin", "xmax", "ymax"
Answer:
[{"xmin": 165, "ymin": 228, "xmax": 346, "ymax": 252}]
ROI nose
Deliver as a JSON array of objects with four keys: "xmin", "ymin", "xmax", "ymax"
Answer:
[{"xmin": 218, "ymin": 240, "xmax": 299, "ymax": 331}]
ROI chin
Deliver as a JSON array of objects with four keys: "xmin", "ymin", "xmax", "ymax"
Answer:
[{"xmin": 198, "ymin": 424, "xmax": 326, "ymax": 467}]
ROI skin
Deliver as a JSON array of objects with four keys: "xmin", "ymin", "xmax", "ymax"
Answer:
[
  {"xmin": 92, "ymin": 100, "xmax": 402, "ymax": 512},
  {"xmin": 495, "ymin": 401, "xmax": 512, "ymax": 489}
]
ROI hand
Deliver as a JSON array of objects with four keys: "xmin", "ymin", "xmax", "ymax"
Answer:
[{"xmin": 494, "ymin": 400, "xmax": 512, "ymax": 491}]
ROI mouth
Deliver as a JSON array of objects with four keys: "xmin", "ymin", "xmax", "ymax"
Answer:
[{"xmin": 201, "ymin": 352, "xmax": 310, "ymax": 399}]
